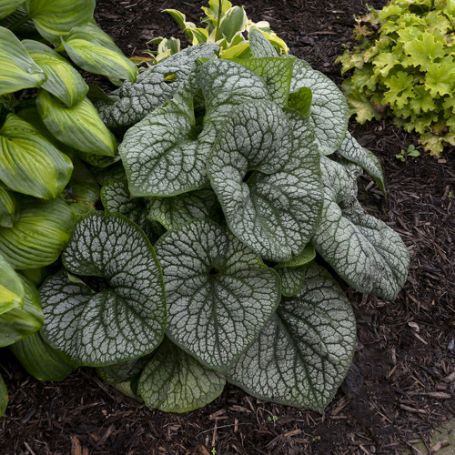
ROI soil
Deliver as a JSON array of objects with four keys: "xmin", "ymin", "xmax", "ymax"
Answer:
[{"xmin": 1, "ymin": 1, "xmax": 454, "ymax": 454}]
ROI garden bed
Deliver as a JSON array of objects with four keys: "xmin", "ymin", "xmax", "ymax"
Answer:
[{"xmin": 1, "ymin": 1, "xmax": 454, "ymax": 454}]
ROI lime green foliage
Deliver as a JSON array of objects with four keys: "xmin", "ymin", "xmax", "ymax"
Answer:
[
  {"xmin": 338, "ymin": 0, "xmax": 455, "ymax": 156},
  {"xmin": 147, "ymin": 0, "xmax": 289, "ymax": 62}
]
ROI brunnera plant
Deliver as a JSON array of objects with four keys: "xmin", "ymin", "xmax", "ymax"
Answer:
[
  {"xmin": 337, "ymin": 0, "xmax": 454, "ymax": 156},
  {"xmin": 35, "ymin": 30, "xmax": 410, "ymax": 414}
]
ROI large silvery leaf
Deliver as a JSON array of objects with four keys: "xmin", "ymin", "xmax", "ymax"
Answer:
[
  {"xmin": 138, "ymin": 340, "xmax": 225, "ymax": 413},
  {"xmin": 0, "ymin": 276, "xmax": 43, "ymax": 347},
  {"xmin": 0, "ymin": 253, "xmax": 23, "ymax": 315},
  {"xmin": 156, "ymin": 221, "xmax": 280, "ymax": 371},
  {"xmin": 23, "ymin": 40, "xmax": 88, "ymax": 107},
  {"xmin": 337, "ymin": 133, "xmax": 385, "ymax": 192},
  {"xmin": 25, "ymin": 0, "xmax": 95, "ymax": 44},
  {"xmin": 37, "ymin": 91, "xmax": 117, "ymax": 156},
  {"xmin": 0, "ymin": 114, "xmax": 73, "ymax": 199},
  {"xmin": 11, "ymin": 332, "xmax": 77, "ymax": 381},
  {"xmin": 96, "ymin": 44, "xmax": 219, "ymax": 129},
  {"xmin": 249, "ymin": 28, "xmax": 279, "ymax": 58},
  {"xmin": 0, "ymin": 184, "xmax": 16, "ymax": 228},
  {"xmin": 40, "ymin": 214, "xmax": 166, "ymax": 366},
  {"xmin": 291, "ymin": 60, "xmax": 348, "ymax": 155},
  {"xmin": 62, "ymin": 23, "xmax": 137, "ymax": 85},
  {"xmin": 120, "ymin": 59, "xmax": 270, "ymax": 197},
  {"xmin": 0, "ymin": 0, "xmax": 24, "ymax": 19},
  {"xmin": 229, "ymin": 264, "xmax": 356, "ymax": 412},
  {"xmin": 0, "ymin": 197, "xmax": 74, "ymax": 270},
  {"xmin": 0, "ymin": 26, "xmax": 45, "ymax": 96},
  {"xmin": 208, "ymin": 102, "xmax": 322, "ymax": 262},
  {"xmin": 0, "ymin": 373, "xmax": 7, "ymax": 416},
  {"xmin": 148, "ymin": 189, "xmax": 219, "ymax": 231},
  {"xmin": 313, "ymin": 158, "xmax": 409, "ymax": 300}
]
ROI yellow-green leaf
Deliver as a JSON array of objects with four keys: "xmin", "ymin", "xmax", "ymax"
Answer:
[
  {"xmin": 25, "ymin": 0, "xmax": 95, "ymax": 44},
  {"xmin": 0, "ymin": 253, "xmax": 23, "ymax": 316},
  {"xmin": 0, "ymin": 183, "xmax": 16, "ymax": 228},
  {"xmin": 0, "ymin": 0, "xmax": 24, "ymax": 19},
  {"xmin": 0, "ymin": 114, "xmax": 73, "ymax": 199},
  {"xmin": 0, "ymin": 26, "xmax": 45, "ymax": 96},
  {"xmin": 0, "ymin": 197, "xmax": 74, "ymax": 270},
  {"xmin": 23, "ymin": 39, "xmax": 88, "ymax": 107},
  {"xmin": 62, "ymin": 23, "xmax": 137, "ymax": 85},
  {"xmin": 0, "ymin": 275, "xmax": 43, "ymax": 347},
  {"xmin": 37, "ymin": 91, "xmax": 117, "ymax": 156}
]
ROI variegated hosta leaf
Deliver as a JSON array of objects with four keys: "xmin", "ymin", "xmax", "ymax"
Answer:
[
  {"xmin": 37, "ymin": 91, "xmax": 117, "ymax": 156},
  {"xmin": 96, "ymin": 44, "xmax": 219, "ymax": 129},
  {"xmin": 233, "ymin": 57, "xmax": 295, "ymax": 106},
  {"xmin": 41, "ymin": 214, "xmax": 166, "ymax": 366},
  {"xmin": 313, "ymin": 158, "xmax": 409, "ymax": 300},
  {"xmin": 62, "ymin": 23, "xmax": 137, "ymax": 85},
  {"xmin": 291, "ymin": 60, "xmax": 349, "ymax": 155},
  {"xmin": 0, "ymin": 184, "xmax": 16, "ymax": 228},
  {"xmin": 0, "ymin": 197, "xmax": 74, "ymax": 270},
  {"xmin": 337, "ymin": 132, "xmax": 385, "ymax": 192},
  {"xmin": 120, "ymin": 59, "xmax": 270, "ymax": 198},
  {"xmin": 23, "ymin": 39, "xmax": 88, "ymax": 107},
  {"xmin": 147, "ymin": 189, "xmax": 219, "ymax": 231},
  {"xmin": 156, "ymin": 221, "xmax": 281, "ymax": 371},
  {"xmin": 0, "ymin": 114, "xmax": 73, "ymax": 199},
  {"xmin": 0, "ymin": 26, "xmax": 45, "ymax": 96},
  {"xmin": 208, "ymin": 102, "xmax": 322, "ymax": 262},
  {"xmin": 0, "ymin": 0, "xmax": 24, "ymax": 19},
  {"xmin": 248, "ymin": 28, "xmax": 279, "ymax": 58},
  {"xmin": 11, "ymin": 332, "xmax": 77, "ymax": 381},
  {"xmin": 138, "ymin": 340, "xmax": 225, "ymax": 413},
  {"xmin": 25, "ymin": 0, "xmax": 96, "ymax": 44},
  {"xmin": 229, "ymin": 264, "xmax": 356, "ymax": 412},
  {"xmin": 0, "ymin": 253, "xmax": 23, "ymax": 315},
  {"xmin": 0, "ymin": 373, "xmax": 7, "ymax": 416},
  {"xmin": 0, "ymin": 275, "xmax": 43, "ymax": 347}
]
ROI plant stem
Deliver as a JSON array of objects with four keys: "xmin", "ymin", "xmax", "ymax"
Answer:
[{"xmin": 215, "ymin": 0, "xmax": 222, "ymax": 40}]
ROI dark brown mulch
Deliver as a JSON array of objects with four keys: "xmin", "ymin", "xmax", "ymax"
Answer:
[{"xmin": 1, "ymin": 1, "xmax": 454, "ymax": 454}]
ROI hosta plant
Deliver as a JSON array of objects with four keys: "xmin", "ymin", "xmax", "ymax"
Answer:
[
  {"xmin": 337, "ymin": 0, "xmax": 455, "ymax": 156},
  {"xmin": 147, "ymin": 0, "xmax": 288, "ymax": 62},
  {"xmin": 34, "ymin": 29, "xmax": 409, "ymax": 413}
]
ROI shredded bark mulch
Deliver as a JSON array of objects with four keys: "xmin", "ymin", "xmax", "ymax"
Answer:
[{"xmin": 1, "ymin": 1, "xmax": 454, "ymax": 454}]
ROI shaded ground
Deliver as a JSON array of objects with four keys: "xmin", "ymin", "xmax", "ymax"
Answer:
[{"xmin": 1, "ymin": 1, "xmax": 454, "ymax": 454}]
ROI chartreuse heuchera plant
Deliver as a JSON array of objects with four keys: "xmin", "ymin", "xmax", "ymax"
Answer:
[
  {"xmin": 338, "ymin": 0, "xmax": 454, "ymax": 156},
  {"xmin": 0, "ymin": 1, "xmax": 409, "ymax": 417}
]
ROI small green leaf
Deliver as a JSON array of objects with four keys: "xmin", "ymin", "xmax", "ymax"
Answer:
[
  {"xmin": 41, "ymin": 213, "xmax": 166, "ymax": 366},
  {"xmin": 0, "ymin": 253, "xmax": 23, "ymax": 316},
  {"xmin": 229, "ymin": 264, "xmax": 356, "ymax": 412},
  {"xmin": 337, "ymin": 133, "xmax": 385, "ymax": 192},
  {"xmin": 208, "ymin": 103, "xmax": 322, "ymax": 262},
  {"xmin": 0, "ymin": 183, "xmax": 16, "ymax": 228},
  {"xmin": 0, "ymin": 275, "xmax": 43, "ymax": 347},
  {"xmin": 147, "ymin": 189, "xmax": 220, "ymax": 231},
  {"xmin": 0, "ymin": 373, "xmax": 7, "ymax": 416},
  {"xmin": 96, "ymin": 44, "xmax": 219, "ymax": 129},
  {"xmin": 156, "ymin": 221, "xmax": 281, "ymax": 371},
  {"xmin": 287, "ymin": 87, "xmax": 313, "ymax": 118},
  {"xmin": 37, "ymin": 91, "xmax": 117, "ymax": 157},
  {"xmin": 11, "ymin": 331, "xmax": 77, "ymax": 381},
  {"xmin": 25, "ymin": 0, "xmax": 96, "ymax": 44},
  {"xmin": 0, "ymin": 197, "xmax": 74, "ymax": 270},
  {"xmin": 0, "ymin": 113, "xmax": 73, "ymax": 199},
  {"xmin": 0, "ymin": 0, "xmax": 23, "ymax": 19},
  {"xmin": 138, "ymin": 340, "xmax": 225, "ymax": 413},
  {"xmin": 291, "ymin": 60, "xmax": 349, "ymax": 155},
  {"xmin": 248, "ymin": 28, "xmax": 279, "ymax": 57},
  {"xmin": 277, "ymin": 244, "xmax": 316, "ymax": 269},
  {"xmin": 23, "ymin": 39, "xmax": 88, "ymax": 107},
  {"xmin": 219, "ymin": 6, "xmax": 247, "ymax": 42},
  {"xmin": 62, "ymin": 23, "xmax": 138, "ymax": 85},
  {"xmin": 0, "ymin": 26, "xmax": 45, "ymax": 96}
]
